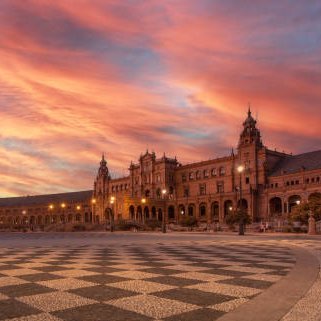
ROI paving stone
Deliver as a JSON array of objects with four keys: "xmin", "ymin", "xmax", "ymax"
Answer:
[{"xmin": 70, "ymin": 284, "xmax": 137, "ymax": 301}]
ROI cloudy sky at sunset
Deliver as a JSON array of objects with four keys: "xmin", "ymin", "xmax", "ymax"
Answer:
[{"xmin": 1, "ymin": 0, "xmax": 321, "ymax": 197}]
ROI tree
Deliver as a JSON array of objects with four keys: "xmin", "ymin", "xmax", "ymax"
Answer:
[
  {"xmin": 225, "ymin": 209, "xmax": 252, "ymax": 233},
  {"xmin": 290, "ymin": 194, "xmax": 321, "ymax": 225}
]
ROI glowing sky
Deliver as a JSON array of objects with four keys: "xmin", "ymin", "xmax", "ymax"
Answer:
[{"xmin": 1, "ymin": 0, "xmax": 321, "ymax": 197}]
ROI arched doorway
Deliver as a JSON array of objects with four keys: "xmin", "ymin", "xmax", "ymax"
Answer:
[
  {"xmin": 144, "ymin": 206, "xmax": 150, "ymax": 220},
  {"xmin": 137, "ymin": 206, "xmax": 142, "ymax": 222},
  {"xmin": 37, "ymin": 216, "xmax": 43, "ymax": 225},
  {"xmin": 269, "ymin": 197, "xmax": 282, "ymax": 216},
  {"xmin": 45, "ymin": 215, "xmax": 50, "ymax": 225},
  {"xmin": 104, "ymin": 208, "xmax": 112, "ymax": 222},
  {"xmin": 211, "ymin": 202, "xmax": 219, "ymax": 222},
  {"xmin": 129, "ymin": 205, "xmax": 135, "ymax": 220},
  {"xmin": 178, "ymin": 204, "xmax": 185, "ymax": 216},
  {"xmin": 168, "ymin": 206, "xmax": 175, "ymax": 220},
  {"xmin": 157, "ymin": 208, "xmax": 163, "ymax": 221},
  {"xmin": 188, "ymin": 204, "xmax": 195, "ymax": 217},
  {"xmin": 151, "ymin": 206, "xmax": 157, "ymax": 219},
  {"xmin": 224, "ymin": 200, "xmax": 233, "ymax": 218},
  {"xmin": 199, "ymin": 203, "xmax": 207, "ymax": 219},
  {"xmin": 288, "ymin": 195, "xmax": 301, "ymax": 213}
]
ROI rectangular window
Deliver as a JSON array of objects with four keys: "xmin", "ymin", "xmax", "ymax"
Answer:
[
  {"xmin": 217, "ymin": 181, "xmax": 224, "ymax": 193},
  {"xmin": 246, "ymin": 177, "xmax": 250, "ymax": 184},
  {"xmin": 183, "ymin": 187, "xmax": 189, "ymax": 197},
  {"xmin": 199, "ymin": 184, "xmax": 206, "ymax": 195}
]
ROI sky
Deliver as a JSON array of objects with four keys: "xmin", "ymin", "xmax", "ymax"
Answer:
[{"xmin": 1, "ymin": 0, "xmax": 321, "ymax": 197}]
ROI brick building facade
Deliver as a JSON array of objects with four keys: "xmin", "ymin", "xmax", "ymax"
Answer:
[{"xmin": 1, "ymin": 109, "xmax": 321, "ymax": 229}]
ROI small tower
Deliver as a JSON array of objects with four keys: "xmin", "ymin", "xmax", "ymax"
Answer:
[
  {"xmin": 93, "ymin": 154, "xmax": 110, "ymax": 222},
  {"xmin": 238, "ymin": 107, "xmax": 262, "ymax": 148}
]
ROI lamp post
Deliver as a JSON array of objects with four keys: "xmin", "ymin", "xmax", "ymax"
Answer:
[
  {"xmin": 237, "ymin": 165, "xmax": 245, "ymax": 236},
  {"xmin": 110, "ymin": 196, "xmax": 115, "ymax": 232},
  {"xmin": 141, "ymin": 198, "xmax": 146, "ymax": 225},
  {"xmin": 76, "ymin": 205, "xmax": 81, "ymax": 224},
  {"xmin": 48, "ymin": 204, "xmax": 54, "ymax": 224},
  {"xmin": 162, "ymin": 189, "xmax": 167, "ymax": 233},
  {"xmin": 61, "ymin": 203, "xmax": 66, "ymax": 225},
  {"xmin": 91, "ymin": 198, "xmax": 96, "ymax": 224}
]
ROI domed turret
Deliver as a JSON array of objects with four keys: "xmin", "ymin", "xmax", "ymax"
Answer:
[{"xmin": 238, "ymin": 106, "xmax": 262, "ymax": 148}]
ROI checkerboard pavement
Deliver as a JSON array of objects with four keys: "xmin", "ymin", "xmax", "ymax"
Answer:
[{"xmin": 0, "ymin": 242, "xmax": 295, "ymax": 321}]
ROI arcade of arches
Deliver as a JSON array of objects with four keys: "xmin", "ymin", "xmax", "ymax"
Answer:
[{"xmin": 125, "ymin": 199, "xmax": 250, "ymax": 224}]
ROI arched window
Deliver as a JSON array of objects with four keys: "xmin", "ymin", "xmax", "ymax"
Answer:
[
  {"xmin": 211, "ymin": 168, "xmax": 217, "ymax": 177},
  {"xmin": 219, "ymin": 167, "xmax": 226, "ymax": 176},
  {"xmin": 196, "ymin": 171, "xmax": 201, "ymax": 179},
  {"xmin": 199, "ymin": 204, "xmax": 206, "ymax": 217}
]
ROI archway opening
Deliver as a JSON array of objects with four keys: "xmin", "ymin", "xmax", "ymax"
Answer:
[
  {"xmin": 168, "ymin": 206, "xmax": 175, "ymax": 220},
  {"xmin": 211, "ymin": 202, "xmax": 219, "ymax": 222},
  {"xmin": 269, "ymin": 197, "xmax": 282, "ymax": 216},
  {"xmin": 199, "ymin": 203, "xmax": 207, "ymax": 218},
  {"xmin": 288, "ymin": 195, "xmax": 302, "ymax": 213}
]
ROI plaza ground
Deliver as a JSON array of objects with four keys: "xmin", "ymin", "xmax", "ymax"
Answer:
[{"xmin": 0, "ymin": 232, "xmax": 320, "ymax": 321}]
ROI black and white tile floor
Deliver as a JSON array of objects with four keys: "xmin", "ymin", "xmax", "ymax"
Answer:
[{"xmin": 0, "ymin": 242, "xmax": 295, "ymax": 321}]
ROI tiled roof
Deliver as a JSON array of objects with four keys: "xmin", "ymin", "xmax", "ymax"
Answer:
[
  {"xmin": 270, "ymin": 150, "xmax": 321, "ymax": 176},
  {"xmin": 0, "ymin": 190, "xmax": 93, "ymax": 207}
]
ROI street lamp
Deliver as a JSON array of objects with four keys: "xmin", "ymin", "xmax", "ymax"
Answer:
[
  {"xmin": 48, "ymin": 204, "xmax": 54, "ymax": 224},
  {"xmin": 162, "ymin": 189, "xmax": 167, "ymax": 233},
  {"xmin": 91, "ymin": 199, "xmax": 96, "ymax": 225},
  {"xmin": 237, "ymin": 165, "xmax": 245, "ymax": 235},
  {"xmin": 110, "ymin": 196, "xmax": 115, "ymax": 232},
  {"xmin": 141, "ymin": 198, "xmax": 146, "ymax": 225},
  {"xmin": 61, "ymin": 203, "xmax": 66, "ymax": 224}
]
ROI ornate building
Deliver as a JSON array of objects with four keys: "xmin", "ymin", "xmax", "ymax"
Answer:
[{"xmin": 1, "ymin": 109, "xmax": 321, "ymax": 229}]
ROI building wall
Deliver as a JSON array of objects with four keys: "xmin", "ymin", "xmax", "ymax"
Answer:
[{"xmin": 1, "ymin": 111, "xmax": 321, "ymax": 229}]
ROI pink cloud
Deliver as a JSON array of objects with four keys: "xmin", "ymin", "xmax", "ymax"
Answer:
[{"xmin": 0, "ymin": 0, "xmax": 320, "ymax": 196}]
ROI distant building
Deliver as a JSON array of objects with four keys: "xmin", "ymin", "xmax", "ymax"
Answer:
[{"xmin": 1, "ymin": 109, "xmax": 321, "ymax": 229}]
